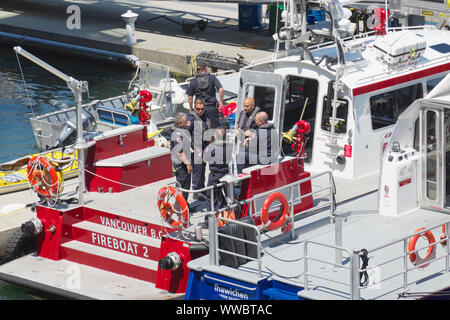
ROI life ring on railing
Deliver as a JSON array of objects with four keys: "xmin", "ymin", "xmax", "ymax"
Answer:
[
  {"xmin": 157, "ymin": 186, "xmax": 189, "ymax": 229},
  {"xmin": 261, "ymin": 192, "xmax": 289, "ymax": 231},
  {"xmin": 408, "ymin": 228, "xmax": 436, "ymax": 268},
  {"xmin": 27, "ymin": 156, "xmax": 63, "ymax": 198}
]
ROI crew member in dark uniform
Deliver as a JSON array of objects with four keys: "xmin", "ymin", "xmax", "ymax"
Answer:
[
  {"xmin": 236, "ymin": 97, "xmax": 260, "ymax": 132},
  {"xmin": 187, "ymin": 99, "xmax": 211, "ymax": 200},
  {"xmin": 203, "ymin": 128, "xmax": 232, "ymax": 210},
  {"xmin": 186, "ymin": 61, "xmax": 224, "ymax": 129},
  {"xmin": 248, "ymin": 111, "xmax": 280, "ymax": 166},
  {"xmin": 170, "ymin": 113, "xmax": 192, "ymax": 200},
  {"xmin": 237, "ymin": 111, "xmax": 279, "ymax": 173}
]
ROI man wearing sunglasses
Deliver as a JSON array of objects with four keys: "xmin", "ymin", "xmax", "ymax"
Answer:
[
  {"xmin": 187, "ymin": 99, "xmax": 211, "ymax": 200},
  {"xmin": 186, "ymin": 61, "xmax": 224, "ymax": 129}
]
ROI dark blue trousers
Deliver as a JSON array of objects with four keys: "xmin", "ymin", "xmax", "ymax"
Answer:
[
  {"xmin": 174, "ymin": 164, "xmax": 191, "ymax": 200},
  {"xmin": 205, "ymin": 171, "xmax": 227, "ymax": 211}
]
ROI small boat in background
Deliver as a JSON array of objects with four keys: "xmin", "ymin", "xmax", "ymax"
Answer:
[{"xmin": 0, "ymin": 147, "xmax": 78, "ymax": 195}]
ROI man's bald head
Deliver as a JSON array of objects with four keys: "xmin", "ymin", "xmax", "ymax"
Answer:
[
  {"xmin": 255, "ymin": 112, "xmax": 268, "ymax": 126},
  {"xmin": 243, "ymin": 97, "xmax": 256, "ymax": 114}
]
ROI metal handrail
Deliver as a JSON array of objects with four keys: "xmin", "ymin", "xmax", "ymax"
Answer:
[
  {"xmin": 357, "ymin": 54, "xmax": 450, "ymax": 86},
  {"xmin": 207, "ymin": 170, "xmax": 336, "ymax": 278},
  {"xmin": 361, "ymin": 221, "xmax": 450, "ymax": 297},
  {"xmin": 301, "ymin": 221, "xmax": 450, "ymax": 299},
  {"xmin": 303, "ymin": 240, "xmax": 354, "ymax": 295}
]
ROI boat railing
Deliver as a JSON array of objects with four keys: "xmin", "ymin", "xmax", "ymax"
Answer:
[
  {"xmin": 205, "ymin": 170, "xmax": 336, "ymax": 278},
  {"xmin": 363, "ymin": 221, "xmax": 450, "ymax": 299},
  {"xmin": 302, "ymin": 220, "xmax": 450, "ymax": 299},
  {"xmin": 356, "ymin": 54, "xmax": 450, "ymax": 86},
  {"xmin": 305, "ymin": 25, "xmax": 433, "ymax": 55},
  {"xmin": 184, "ymin": 69, "xmax": 238, "ymax": 84}
]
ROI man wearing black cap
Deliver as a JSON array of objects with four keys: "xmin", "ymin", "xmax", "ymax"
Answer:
[{"xmin": 186, "ymin": 61, "xmax": 224, "ymax": 128}]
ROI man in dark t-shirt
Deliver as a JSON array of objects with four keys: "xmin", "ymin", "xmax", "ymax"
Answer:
[{"xmin": 186, "ymin": 61, "xmax": 224, "ymax": 128}]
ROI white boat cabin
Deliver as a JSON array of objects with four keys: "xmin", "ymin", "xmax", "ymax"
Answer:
[
  {"xmin": 184, "ymin": 73, "xmax": 450, "ymax": 301},
  {"xmin": 234, "ymin": 27, "xmax": 450, "ymax": 183},
  {"xmin": 380, "ymin": 73, "xmax": 450, "ymax": 214}
]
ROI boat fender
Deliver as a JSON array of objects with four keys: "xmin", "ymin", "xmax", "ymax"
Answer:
[
  {"xmin": 21, "ymin": 217, "xmax": 43, "ymax": 237},
  {"xmin": 158, "ymin": 252, "xmax": 183, "ymax": 270},
  {"xmin": 27, "ymin": 156, "xmax": 64, "ymax": 198},
  {"xmin": 0, "ymin": 228, "xmax": 36, "ymax": 265},
  {"xmin": 408, "ymin": 228, "xmax": 436, "ymax": 268},
  {"xmin": 261, "ymin": 192, "xmax": 289, "ymax": 231},
  {"xmin": 189, "ymin": 242, "xmax": 209, "ymax": 256},
  {"xmin": 157, "ymin": 186, "xmax": 189, "ymax": 229}
]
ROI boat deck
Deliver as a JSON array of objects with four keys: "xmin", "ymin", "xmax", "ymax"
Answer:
[
  {"xmin": 0, "ymin": 253, "xmax": 183, "ymax": 300},
  {"xmin": 188, "ymin": 191, "xmax": 450, "ymax": 300}
]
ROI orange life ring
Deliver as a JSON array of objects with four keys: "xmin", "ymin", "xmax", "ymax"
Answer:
[
  {"xmin": 27, "ymin": 156, "xmax": 63, "ymax": 198},
  {"xmin": 261, "ymin": 192, "xmax": 289, "ymax": 231},
  {"xmin": 157, "ymin": 186, "xmax": 189, "ymax": 229},
  {"xmin": 408, "ymin": 228, "xmax": 436, "ymax": 268}
]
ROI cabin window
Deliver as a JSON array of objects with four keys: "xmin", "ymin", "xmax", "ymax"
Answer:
[
  {"xmin": 427, "ymin": 76, "xmax": 445, "ymax": 93},
  {"xmin": 425, "ymin": 110, "xmax": 438, "ymax": 201},
  {"xmin": 413, "ymin": 118, "xmax": 420, "ymax": 151},
  {"xmin": 370, "ymin": 83, "xmax": 423, "ymax": 130},
  {"xmin": 244, "ymin": 84, "xmax": 275, "ymax": 121},
  {"xmin": 321, "ymin": 97, "xmax": 349, "ymax": 134},
  {"xmin": 282, "ymin": 76, "xmax": 318, "ymax": 163}
]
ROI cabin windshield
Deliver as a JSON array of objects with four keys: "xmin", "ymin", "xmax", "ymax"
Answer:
[
  {"xmin": 427, "ymin": 76, "xmax": 446, "ymax": 93},
  {"xmin": 370, "ymin": 83, "xmax": 423, "ymax": 130},
  {"xmin": 281, "ymin": 75, "xmax": 318, "ymax": 163}
]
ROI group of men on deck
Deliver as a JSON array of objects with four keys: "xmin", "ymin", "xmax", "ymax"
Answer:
[{"xmin": 170, "ymin": 62, "xmax": 279, "ymax": 209}]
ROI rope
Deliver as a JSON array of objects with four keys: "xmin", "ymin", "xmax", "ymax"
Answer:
[
  {"xmin": 260, "ymin": 244, "xmax": 303, "ymax": 263},
  {"xmin": 15, "ymin": 51, "xmax": 35, "ymax": 115},
  {"xmin": 263, "ymin": 264, "xmax": 304, "ymax": 280},
  {"xmin": 83, "ymin": 167, "xmax": 146, "ymax": 189},
  {"xmin": 359, "ymin": 248, "xmax": 370, "ymax": 286}
]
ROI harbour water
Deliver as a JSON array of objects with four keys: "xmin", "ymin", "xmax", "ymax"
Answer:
[{"xmin": 0, "ymin": 43, "xmax": 138, "ymax": 299}]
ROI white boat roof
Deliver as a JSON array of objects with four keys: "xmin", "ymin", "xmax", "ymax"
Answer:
[{"xmin": 280, "ymin": 28, "xmax": 450, "ymax": 94}]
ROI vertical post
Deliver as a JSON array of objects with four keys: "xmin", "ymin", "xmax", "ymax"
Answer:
[
  {"xmin": 403, "ymin": 238, "xmax": 408, "ymax": 291},
  {"xmin": 444, "ymin": 223, "xmax": 450, "ymax": 272},
  {"xmin": 210, "ymin": 189, "xmax": 215, "ymax": 212},
  {"xmin": 257, "ymin": 229, "xmax": 262, "ymax": 278},
  {"xmin": 208, "ymin": 213, "xmax": 217, "ymax": 266},
  {"xmin": 350, "ymin": 249, "xmax": 361, "ymax": 300},
  {"xmin": 121, "ymin": 10, "xmax": 138, "ymax": 46},
  {"xmin": 70, "ymin": 80, "xmax": 87, "ymax": 206},
  {"xmin": 446, "ymin": 223, "xmax": 449, "ymax": 273},
  {"xmin": 334, "ymin": 212, "xmax": 343, "ymax": 266},
  {"xmin": 304, "ymin": 241, "xmax": 309, "ymax": 290},
  {"xmin": 329, "ymin": 173, "xmax": 336, "ymax": 216},
  {"xmin": 227, "ymin": 181, "xmax": 234, "ymax": 203},
  {"xmin": 290, "ymin": 185, "xmax": 295, "ymax": 239}
]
